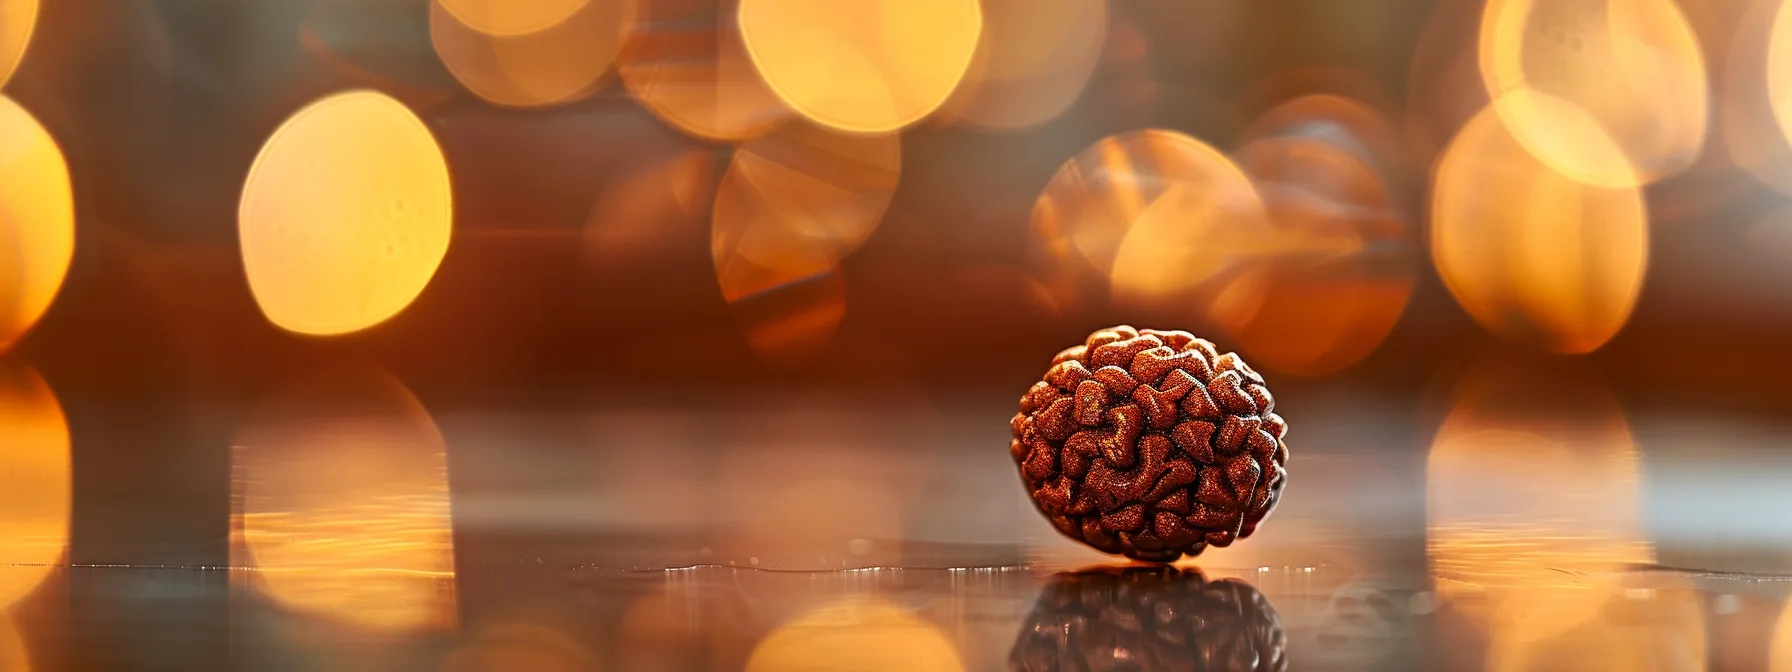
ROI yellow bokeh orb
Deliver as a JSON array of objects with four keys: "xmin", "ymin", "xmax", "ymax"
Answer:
[
  {"xmin": 0, "ymin": 0, "xmax": 35, "ymax": 90},
  {"xmin": 233, "ymin": 368, "xmax": 456, "ymax": 632},
  {"xmin": 0, "ymin": 362, "xmax": 69, "ymax": 613},
  {"xmin": 1479, "ymin": 0, "xmax": 1707, "ymax": 187},
  {"xmin": 238, "ymin": 90, "xmax": 452, "ymax": 336},
  {"xmin": 431, "ymin": 0, "xmax": 635, "ymax": 108},
  {"xmin": 1431, "ymin": 96, "xmax": 1648, "ymax": 354},
  {"xmin": 620, "ymin": 0, "xmax": 789, "ymax": 142},
  {"xmin": 940, "ymin": 0, "xmax": 1107, "ymax": 131},
  {"xmin": 0, "ymin": 96, "xmax": 73, "ymax": 353},
  {"xmin": 738, "ymin": 0, "xmax": 982, "ymax": 133},
  {"xmin": 745, "ymin": 597, "xmax": 963, "ymax": 672},
  {"xmin": 437, "ymin": 0, "xmax": 591, "ymax": 37},
  {"xmin": 1767, "ymin": 0, "xmax": 1792, "ymax": 147}
]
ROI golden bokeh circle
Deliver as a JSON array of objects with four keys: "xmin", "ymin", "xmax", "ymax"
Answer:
[
  {"xmin": 234, "ymin": 368, "xmax": 456, "ymax": 632},
  {"xmin": 1431, "ymin": 96, "xmax": 1648, "ymax": 354},
  {"xmin": 738, "ymin": 0, "xmax": 982, "ymax": 133},
  {"xmin": 1479, "ymin": 0, "xmax": 1708, "ymax": 187},
  {"xmin": 0, "ymin": 95, "xmax": 74, "ymax": 352},
  {"xmin": 0, "ymin": 0, "xmax": 36, "ymax": 90},
  {"xmin": 939, "ymin": 0, "xmax": 1106, "ymax": 131},
  {"xmin": 431, "ymin": 0, "xmax": 634, "ymax": 108},
  {"xmin": 436, "ymin": 0, "xmax": 591, "ymax": 37},
  {"xmin": 0, "ymin": 362, "xmax": 69, "ymax": 613},
  {"xmin": 238, "ymin": 90, "xmax": 453, "ymax": 336},
  {"xmin": 1028, "ymin": 129, "xmax": 1264, "ymax": 312},
  {"xmin": 1767, "ymin": 0, "xmax": 1792, "ymax": 148},
  {"xmin": 620, "ymin": 0, "xmax": 789, "ymax": 142},
  {"xmin": 1222, "ymin": 131, "xmax": 1415, "ymax": 377},
  {"xmin": 745, "ymin": 597, "xmax": 964, "ymax": 672},
  {"xmin": 711, "ymin": 120, "xmax": 900, "ymax": 286}
]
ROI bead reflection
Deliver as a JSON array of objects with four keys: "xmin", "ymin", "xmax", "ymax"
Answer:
[
  {"xmin": 1011, "ymin": 567, "xmax": 1286, "ymax": 672},
  {"xmin": 0, "ymin": 362, "xmax": 69, "ymax": 613},
  {"xmin": 232, "ymin": 367, "xmax": 456, "ymax": 632},
  {"xmin": 745, "ymin": 596, "xmax": 963, "ymax": 672},
  {"xmin": 0, "ymin": 96, "xmax": 74, "ymax": 352},
  {"xmin": 1427, "ymin": 354, "xmax": 1651, "ymax": 654}
]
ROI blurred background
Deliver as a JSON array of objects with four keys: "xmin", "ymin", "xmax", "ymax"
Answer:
[{"xmin": 5, "ymin": 0, "xmax": 1792, "ymax": 669}]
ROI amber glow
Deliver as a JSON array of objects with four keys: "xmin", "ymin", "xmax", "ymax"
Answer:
[
  {"xmin": 585, "ymin": 149, "xmax": 718, "ymax": 263},
  {"xmin": 1223, "ymin": 117, "xmax": 1415, "ymax": 376},
  {"xmin": 0, "ymin": 0, "xmax": 35, "ymax": 90},
  {"xmin": 1478, "ymin": 0, "xmax": 1707, "ymax": 186},
  {"xmin": 1431, "ymin": 99, "xmax": 1647, "ymax": 353},
  {"xmin": 431, "ymin": 0, "xmax": 634, "ymax": 108},
  {"xmin": 436, "ymin": 0, "xmax": 591, "ymax": 37},
  {"xmin": 620, "ymin": 0, "xmax": 789, "ymax": 141},
  {"xmin": 1486, "ymin": 577, "xmax": 1704, "ymax": 672},
  {"xmin": 0, "ymin": 97, "xmax": 73, "ymax": 352},
  {"xmin": 939, "ymin": 0, "xmax": 1106, "ymax": 131},
  {"xmin": 440, "ymin": 624, "xmax": 598, "ymax": 672},
  {"xmin": 233, "ymin": 368, "xmax": 456, "ymax": 632},
  {"xmin": 738, "ymin": 0, "xmax": 982, "ymax": 133},
  {"xmin": 1768, "ymin": 0, "xmax": 1792, "ymax": 147},
  {"xmin": 1030, "ymin": 130, "xmax": 1263, "ymax": 312},
  {"xmin": 0, "ymin": 363, "xmax": 69, "ymax": 613},
  {"xmin": 239, "ymin": 90, "xmax": 452, "ymax": 336},
  {"xmin": 745, "ymin": 597, "xmax": 963, "ymax": 672},
  {"xmin": 0, "ymin": 617, "xmax": 23, "ymax": 672},
  {"xmin": 710, "ymin": 121, "xmax": 894, "ymax": 359},
  {"xmin": 1725, "ymin": 0, "xmax": 1792, "ymax": 195},
  {"xmin": 1428, "ymin": 358, "xmax": 1650, "ymax": 650}
]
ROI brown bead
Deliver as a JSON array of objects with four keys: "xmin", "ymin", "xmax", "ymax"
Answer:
[
  {"xmin": 1012, "ymin": 326, "xmax": 1290, "ymax": 563},
  {"xmin": 1010, "ymin": 567, "xmax": 1287, "ymax": 672}
]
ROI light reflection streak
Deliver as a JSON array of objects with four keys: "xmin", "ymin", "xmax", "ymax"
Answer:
[{"xmin": 232, "ymin": 367, "xmax": 457, "ymax": 632}]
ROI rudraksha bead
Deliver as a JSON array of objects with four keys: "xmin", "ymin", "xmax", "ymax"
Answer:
[
  {"xmin": 1011, "ymin": 326, "xmax": 1289, "ymax": 562},
  {"xmin": 1010, "ymin": 566, "xmax": 1288, "ymax": 671}
]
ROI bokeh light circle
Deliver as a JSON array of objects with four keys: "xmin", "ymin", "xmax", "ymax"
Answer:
[
  {"xmin": 745, "ymin": 597, "xmax": 964, "ymax": 672},
  {"xmin": 939, "ymin": 0, "xmax": 1106, "ymax": 131},
  {"xmin": 431, "ymin": 0, "xmax": 635, "ymax": 108},
  {"xmin": 233, "ymin": 368, "xmax": 456, "ymax": 632},
  {"xmin": 1027, "ymin": 129, "xmax": 1264, "ymax": 312},
  {"xmin": 0, "ymin": 362, "xmax": 69, "ymax": 613},
  {"xmin": 738, "ymin": 0, "xmax": 982, "ymax": 133},
  {"xmin": 238, "ymin": 90, "xmax": 453, "ymax": 336},
  {"xmin": 1431, "ymin": 97, "xmax": 1648, "ymax": 354},
  {"xmin": 0, "ymin": 0, "xmax": 36, "ymax": 90},
  {"xmin": 1767, "ymin": 0, "xmax": 1792, "ymax": 147},
  {"xmin": 0, "ymin": 96, "xmax": 73, "ymax": 352},
  {"xmin": 711, "ymin": 121, "xmax": 894, "ymax": 360},
  {"xmin": 620, "ymin": 0, "xmax": 789, "ymax": 142},
  {"xmin": 436, "ymin": 0, "xmax": 591, "ymax": 37},
  {"xmin": 1479, "ymin": 0, "xmax": 1708, "ymax": 187},
  {"xmin": 1222, "ymin": 117, "xmax": 1416, "ymax": 377}
]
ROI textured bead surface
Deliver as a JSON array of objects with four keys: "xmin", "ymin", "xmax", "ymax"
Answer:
[
  {"xmin": 1010, "ymin": 567, "xmax": 1288, "ymax": 671},
  {"xmin": 1011, "ymin": 326, "xmax": 1289, "ymax": 562}
]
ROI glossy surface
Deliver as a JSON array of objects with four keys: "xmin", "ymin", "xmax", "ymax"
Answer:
[{"xmin": 0, "ymin": 364, "xmax": 1789, "ymax": 670}]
